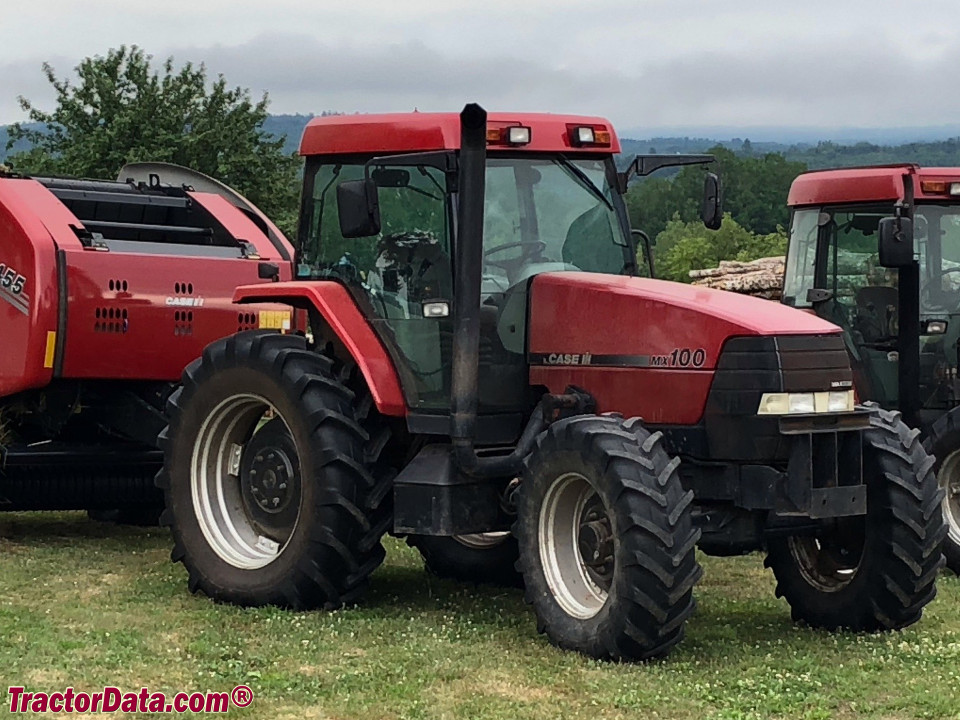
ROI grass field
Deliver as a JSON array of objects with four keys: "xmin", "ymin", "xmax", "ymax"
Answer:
[{"xmin": 1, "ymin": 513, "xmax": 960, "ymax": 719}]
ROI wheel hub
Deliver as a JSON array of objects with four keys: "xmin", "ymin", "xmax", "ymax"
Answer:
[
  {"xmin": 239, "ymin": 418, "xmax": 301, "ymax": 539},
  {"xmin": 247, "ymin": 450, "xmax": 294, "ymax": 514}
]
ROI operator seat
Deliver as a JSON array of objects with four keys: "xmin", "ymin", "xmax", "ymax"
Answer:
[
  {"xmin": 562, "ymin": 205, "xmax": 621, "ymax": 273},
  {"xmin": 854, "ymin": 286, "xmax": 899, "ymax": 343}
]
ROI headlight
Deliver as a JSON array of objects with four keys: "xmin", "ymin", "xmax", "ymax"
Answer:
[{"xmin": 757, "ymin": 390, "xmax": 855, "ymax": 415}]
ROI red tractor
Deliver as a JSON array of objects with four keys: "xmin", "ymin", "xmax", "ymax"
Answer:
[
  {"xmin": 156, "ymin": 106, "xmax": 944, "ymax": 660},
  {"xmin": 783, "ymin": 164, "xmax": 960, "ymax": 570},
  {"xmin": 0, "ymin": 164, "xmax": 295, "ymax": 516}
]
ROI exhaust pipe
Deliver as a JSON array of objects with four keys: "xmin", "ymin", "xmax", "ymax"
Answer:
[{"xmin": 449, "ymin": 104, "xmax": 546, "ymax": 478}]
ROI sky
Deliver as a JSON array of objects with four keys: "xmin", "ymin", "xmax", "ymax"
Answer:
[{"xmin": 2, "ymin": 0, "xmax": 959, "ymax": 137}]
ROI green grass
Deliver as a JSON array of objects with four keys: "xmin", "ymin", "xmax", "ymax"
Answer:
[{"xmin": 1, "ymin": 513, "xmax": 960, "ymax": 719}]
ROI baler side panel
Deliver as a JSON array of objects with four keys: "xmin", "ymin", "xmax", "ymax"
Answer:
[
  {"xmin": 0, "ymin": 185, "xmax": 60, "ymax": 396},
  {"xmin": 233, "ymin": 282, "xmax": 407, "ymax": 417},
  {"xmin": 59, "ymin": 251, "xmax": 293, "ymax": 381}
]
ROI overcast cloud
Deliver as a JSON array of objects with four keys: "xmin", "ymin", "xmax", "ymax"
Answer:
[{"xmin": 2, "ymin": 0, "xmax": 959, "ymax": 135}]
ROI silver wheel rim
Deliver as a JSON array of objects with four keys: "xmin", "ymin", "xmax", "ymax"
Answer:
[
  {"xmin": 454, "ymin": 532, "xmax": 510, "ymax": 549},
  {"xmin": 191, "ymin": 393, "xmax": 301, "ymax": 570},
  {"xmin": 939, "ymin": 450, "xmax": 960, "ymax": 545},
  {"xmin": 538, "ymin": 472, "xmax": 613, "ymax": 620}
]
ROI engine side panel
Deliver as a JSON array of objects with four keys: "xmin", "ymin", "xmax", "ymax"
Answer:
[{"xmin": 527, "ymin": 272, "xmax": 844, "ymax": 425}]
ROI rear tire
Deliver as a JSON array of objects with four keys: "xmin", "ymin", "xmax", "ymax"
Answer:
[
  {"xmin": 514, "ymin": 415, "xmax": 701, "ymax": 661},
  {"xmin": 765, "ymin": 406, "xmax": 945, "ymax": 630},
  {"xmin": 156, "ymin": 331, "xmax": 389, "ymax": 609},
  {"xmin": 407, "ymin": 533, "xmax": 522, "ymax": 587},
  {"xmin": 923, "ymin": 409, "xmax": 960, "ymax": 573}
]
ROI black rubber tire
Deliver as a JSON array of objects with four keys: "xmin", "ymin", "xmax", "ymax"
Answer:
[
  {"xmin": 923, "ymin": 409, "xmax": 960, "ymax": 573},
  {"xmin": 156, "ymin": 331, "xmax": 391, "ymax": 609},
  {"xmin": 514, "ymin": 415, "xmax": 701, "ymax": 661},
  {"xmin": 406, "ymin": 534, "xmax": 522, "ymax": 587},
  {"xmin": 765, "ymin": 405, "xmax": 946, "ymax": 630}
]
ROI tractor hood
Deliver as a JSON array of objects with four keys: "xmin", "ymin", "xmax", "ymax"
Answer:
[{"xmin": 527, "ymin": 272, "xmax": 841, "ymax": 371}]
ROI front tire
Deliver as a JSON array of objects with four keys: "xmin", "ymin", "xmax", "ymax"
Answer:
[
  {"xmin": 765, "ymin": 406, "xmax": 945, "ymax": 630},
  {"xmin": 514, "ymin": 415, "xmax": 701, "ymax": 661},
  {"xmin": 157, "ymin": 331, "xmax": 389, "ymax": 609}
]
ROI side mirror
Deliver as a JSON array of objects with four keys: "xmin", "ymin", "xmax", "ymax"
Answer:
[
  {"xmin": 337, "ymin": 179, "xmax": 381, "ymax": 238},
  {"xmin": 878, "ymin": 216, "xmax": 914, "ymax": 268},
  {"xmin": 701, "ymin": 173, "xmax": 722, "ymax": 230}
]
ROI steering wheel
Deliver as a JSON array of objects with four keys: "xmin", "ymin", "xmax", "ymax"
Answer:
[
  {"xmin": 483, "ymin": 241, "xmax": 547, "ymax": 268},
  {"xmin": 921, "ymin": 267, "xmax": 960, "ymax": 308}
]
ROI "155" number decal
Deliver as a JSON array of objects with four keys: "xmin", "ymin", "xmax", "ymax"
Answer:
[{"xmin": 0, "ymin": 263, "xmax": 26, "ymax": 295}]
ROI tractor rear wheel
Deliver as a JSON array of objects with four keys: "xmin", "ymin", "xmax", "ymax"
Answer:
[
  {"xmin": 765, "ymin": 406, "xmax": 945, "ymax": 630},
  {"xmin": 407, "ymin": 533, "xmax": 522, "ymax": 587},
  {"xmin": 156, "ymin": 331, "xmax": 389, "ymax": 609},
  {"xmin": 923, "ymin": 409, "xmax": 960, "ymax": 573},
  {"xmin": 514, "ymin": 415, "xmax": 701, "ymax": 661}
]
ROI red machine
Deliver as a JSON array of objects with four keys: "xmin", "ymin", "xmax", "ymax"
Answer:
[
  {"xmin": 154, "ymin": 106, "xmax": 944, "ymax": 661},
  {"xmin": 0, "ymin": 165, "xmax": 295, "ymax": 513},
  {"xmin": 783, "ymin": 164, "xmax": 960, "ymax": 569}
]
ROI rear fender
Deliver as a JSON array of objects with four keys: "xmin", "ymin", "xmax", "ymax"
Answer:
[{"xmin": 233, "ymin": 281, "xmax": 406, "ymax": 417}]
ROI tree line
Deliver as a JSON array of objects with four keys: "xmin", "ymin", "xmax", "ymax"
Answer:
[{"xmin": 4, "ymin": 47, "xmax": 960, "ymax": 282}]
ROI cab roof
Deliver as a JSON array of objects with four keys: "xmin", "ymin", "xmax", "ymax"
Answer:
[
  {"xmin": 788, "ymin": 164, "xmax": 960, "ymax": 207},
  {"xmin": 299, "ymin": 112, "xmax": 621, "ymax": 157}
]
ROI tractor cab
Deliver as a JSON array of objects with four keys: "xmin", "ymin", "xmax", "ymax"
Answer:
[
  {"xmin": 294, "ymin": 112, "xmax": 715, "ymax": 422},
  {"xmin": 784, "ymin": 166, "xmax": 960, "ymax": 426}
]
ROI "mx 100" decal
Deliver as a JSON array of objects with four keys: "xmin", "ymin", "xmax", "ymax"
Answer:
[
  {"xmin": 530, "ymin": 348, "xmax": 708, "ymax": 368},
  {"xmin": 0, "ymin": 262, "xmax": 29, "ymax": 315}
]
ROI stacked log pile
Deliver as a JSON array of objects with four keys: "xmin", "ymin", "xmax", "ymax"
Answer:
[{"xmin": 689, "ymin": 256, "xmax": 785, "ymax": 300}]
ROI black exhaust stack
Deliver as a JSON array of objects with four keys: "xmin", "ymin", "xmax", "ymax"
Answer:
[
  {"xmin": 449, "ymin": 104, "xmax": 548, "ymax": 478},
  {"xmin": 448, "ymin": 103, "xmax": 590, "ymax": 479},
  {"xmin": 449, "ymin": 103, "xmax": 487, "ymax": 458}
]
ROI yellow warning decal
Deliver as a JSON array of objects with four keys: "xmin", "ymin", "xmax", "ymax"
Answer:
[
  {"xmin": 43, "ymin": 331, "xmax": 56, "ymax": 368},
  {"xmin": 259, "ymin": 310, "xmax": 292, "ymax": 331}
]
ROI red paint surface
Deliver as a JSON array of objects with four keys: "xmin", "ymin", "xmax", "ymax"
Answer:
[
  {"xmin": 528, "ymin": 273, "xmax": 842, "ymax": 424},
  {"xmin": 788, "ymin": 165, "xmax": 960, "ymax": 207},
  {"xmin": 0, "ymin": 182, "xmax": 61, "ymax": 395},
  {"xmin": 232, "ymin": 282, "xmax": 407, "ymax": 417},
  {"xmin": 300, "ymin": 112, "xmax": 620, "ymax": 156},
  {"xmin": 0, "ymin": 178, "xmax": 296, "ymax": 390}
]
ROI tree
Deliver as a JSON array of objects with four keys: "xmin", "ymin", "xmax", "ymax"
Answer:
[
  {"xmin": 653, "ymin": 214, "xmax": 787, "ymax": 283},
  {"xmin": 6, "ymin": 46, "xmax": 301, "ymax": 235},
  {"xmin": 625, "ymin": 147, "xmax": 807, "ymax": 241}
]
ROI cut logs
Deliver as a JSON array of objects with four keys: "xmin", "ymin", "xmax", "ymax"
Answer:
[{"xmin": 689, "ymin": 256, "xmax": 785, "ymax": 300}]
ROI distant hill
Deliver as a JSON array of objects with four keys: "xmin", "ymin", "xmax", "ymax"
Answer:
[
  {"xmin": 0, "ymin": 114, "xmax": 314, "ymax": 163},
  {"xmin": 618, "ymin": 136, "xmax": 960, "ymax": 171},
  {"xmin": 4, "ymin": 114, "xmax": 960, "ymax": 172}
]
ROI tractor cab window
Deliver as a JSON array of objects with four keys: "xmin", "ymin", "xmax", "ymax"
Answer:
[
  {"xmin": 301, "ymin": 160, "xmax": 454, "ymax": 410},
  {"xmin": 916, "ymin": 205, "xmax": 960, "ymax": 312},
  {"xmin": 822, "ymin": 208, "xmax": 896, "ymax": 341},
  {"xmin": 783, "ymin": 208, "xmax": 820, "ymax": 308},
  {"xmin": 481, "ymin": 156, "xmax": 630, "ymax": 294}
]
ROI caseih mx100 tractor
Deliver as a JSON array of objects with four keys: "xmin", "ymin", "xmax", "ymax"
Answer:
[
  {"xmin": 784, "ymin": 164, "xmax": 960, "ymax": 571},
  {"xmin": 158, "ymin": 106, "xmax": 944, "ymax": 660},
  {"xmin": 0, "ymin": 163, "xmax": 296, "ymax": 515}
]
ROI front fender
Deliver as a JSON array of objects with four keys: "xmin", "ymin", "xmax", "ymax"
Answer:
[{"xmin": 233, "ymin": 281, "xmax": 406, "ymax": 417}]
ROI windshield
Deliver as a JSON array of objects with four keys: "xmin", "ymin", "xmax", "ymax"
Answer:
[{"xmin": 482, "ymin": 156, "xmax": 630, "ymax": 289}]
